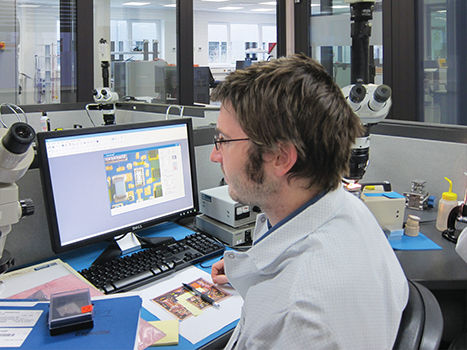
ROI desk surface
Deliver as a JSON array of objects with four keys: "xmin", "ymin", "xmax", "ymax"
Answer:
[
  {"xmin": 395, "ymin": 209, "xmax": 467, "ymax": 290},
  {"xmin": 8, "ymin": 210, "xmax": 467, "ymax": 349},
  {"xmin": 59, "ymin": 222, "xmax": 235, "ymax": 350}
]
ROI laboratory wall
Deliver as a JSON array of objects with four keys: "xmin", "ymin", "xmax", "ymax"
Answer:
[{"xmin": 364, "ymin": 134, "xmax": 467, "ymax": 203}]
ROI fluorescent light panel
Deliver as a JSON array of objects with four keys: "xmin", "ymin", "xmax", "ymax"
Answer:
[
  {"xmin": 219, "ymin": 6, "xmax": 244, "ymax": 10},
  {"xmin": 123, "ymin": 2, "xmax": 150, "ymax": 6}
]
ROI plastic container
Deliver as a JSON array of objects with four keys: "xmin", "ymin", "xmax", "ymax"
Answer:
[
  {"xmin": 40, "ymin": 111, "xmax": 50, "ymax": 132},
  {"xmin": 436, "ymin": 177, "xmax": 458, "ymax": 231},
  {"xmin": 49, "ymin": 288, "xmax": 94, "ymax": 336}
]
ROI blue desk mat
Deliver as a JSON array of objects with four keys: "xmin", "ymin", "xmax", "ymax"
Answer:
[
  {"xmin": 60, "ymin": 222, "xmax": 236, "ymax": 350},
  {"xmin": 388, "ymin": 232, "xmax": 442, "ymax": 250}
]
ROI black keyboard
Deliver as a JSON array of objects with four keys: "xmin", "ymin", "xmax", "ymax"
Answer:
[{"xmin": 79, "ymin": 232, "xmax": 224, "ymax": 294}]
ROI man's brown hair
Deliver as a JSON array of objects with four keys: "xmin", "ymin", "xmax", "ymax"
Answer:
[{"xmin": 211, "ymin": 54, "xmax": 363, "ymax": 191}]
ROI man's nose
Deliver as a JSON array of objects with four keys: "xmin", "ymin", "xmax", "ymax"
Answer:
[{"xmin": 210, "ymin": 145, "xmax": 221, "ymax": 163}]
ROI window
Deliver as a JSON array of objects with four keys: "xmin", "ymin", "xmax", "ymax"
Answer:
[
  {"xmin": 207, "ymin": 22, "xmax": 276, "ymax": 66},
  {"xmin": 110, "ymin": 21, "xmax": 162, "ymax": 61},
  {"xmin": 208, "ymin": 24, "xmax": 228, "ymax": 64}
]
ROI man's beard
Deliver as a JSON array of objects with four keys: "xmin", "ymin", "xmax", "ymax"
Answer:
[{"xmin": 225, "ymin": 150, "xmax": 279, "ymax": 209}]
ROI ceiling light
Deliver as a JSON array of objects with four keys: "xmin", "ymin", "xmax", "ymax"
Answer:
[
  {"xmin": 219, "ymin": 6, "xmax": 244, "ymax": 10},
  {"xmin": 251, "ymin": 8, "xmax": 274, "ymax": 12},
  {"xmin": 163, "ymin": 4, "xmax": 176, "ymax": 7},
  {"xmin": 201, "ymin": 0, "xmax": 230, "ymax": 2},
  {"xmin": 260, "ymin": 1, "xmax": 276, "ymax": 5},
  {"xmin": 332, "ymin": 5, "xmax": 348, "ymax": 9},
  {"xmin": 18, "ymin": 4, "xmax": 40, "ymax": 7},
  {"xmin": 123, "ymin": 2, "xmax": 150, "ymax": 6}
]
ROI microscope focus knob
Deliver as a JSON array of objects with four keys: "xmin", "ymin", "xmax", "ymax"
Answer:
[{"xmin": 20, "ymin": 198, "xmax": 34, "ymax": 218}]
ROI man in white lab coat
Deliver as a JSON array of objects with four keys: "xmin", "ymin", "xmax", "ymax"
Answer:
[{"xmin": 210, "ymin": 54, "xmax": 408, "ymax": 349}]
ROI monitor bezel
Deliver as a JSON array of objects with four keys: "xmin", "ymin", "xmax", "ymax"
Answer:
[{"xmin": 36, "ymin": 118, "xmax": 199, "ymax": 254}]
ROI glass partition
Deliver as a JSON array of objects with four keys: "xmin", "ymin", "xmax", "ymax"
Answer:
[
  {"xmin": 310, "ymin": 0, "xmax": 383, "ymax": 88},
  {"xmin": 1, "ymin": 0, "xmax": 76, "ymax": 105},
  {"xmin": 420, "ymin": 0, "xmax": 466, "ymax": 125},
  {"xmin": 106, "ymin": 1, "xmax": 177, "ymax": 104}
]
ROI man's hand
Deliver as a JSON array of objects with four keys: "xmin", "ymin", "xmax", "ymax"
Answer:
[{"xmin": 211, "ymin": 259, "xmax": 229, "ymax": 284}]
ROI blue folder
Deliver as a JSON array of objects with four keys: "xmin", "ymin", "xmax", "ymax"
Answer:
[{"xmin": 0, "ymin": 295, "xmax": 142, "ymax": 349}]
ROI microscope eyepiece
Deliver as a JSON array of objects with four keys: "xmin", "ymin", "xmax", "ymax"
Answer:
[
  {"xmin": 349, "ymin": 84, "xmax": 366, "ymax": 103},
  {"xmin": 373, "ymin": 85, "xmax": 392, "ymax": 103},
  {"xmin": 368, "ymin": 84, "xmax": 392, "ymax": 111},
  {"xmin": 2, "ymin": 122, "xmax": 35, "ymax": 155}
]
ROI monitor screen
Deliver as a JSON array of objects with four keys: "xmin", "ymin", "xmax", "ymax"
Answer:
[{"xmin": 36, "ymin": 119, "xmax": 199, "ymax": 254}]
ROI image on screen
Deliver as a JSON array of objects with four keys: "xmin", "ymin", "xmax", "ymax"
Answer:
[{"xmin": 36, "ymin": 119, "xmax": 199, "ymax": 254}]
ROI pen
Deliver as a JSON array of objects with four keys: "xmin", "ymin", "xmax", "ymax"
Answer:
[{"xmin": 182, "ymin": 283, "xmax": 220, "ymax": 308}]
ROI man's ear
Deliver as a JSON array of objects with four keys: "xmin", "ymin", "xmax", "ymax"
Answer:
[{"xmin": 264, "ymin": 141, "xmax": 297, "ymax": 177}]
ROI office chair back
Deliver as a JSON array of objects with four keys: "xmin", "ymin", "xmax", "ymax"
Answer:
[{"xmin": 393, "ymin": 280, "xmax": 443, "ymax": 350}]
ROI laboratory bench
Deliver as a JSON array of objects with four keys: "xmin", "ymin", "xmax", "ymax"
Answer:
[
  {"xmin": 396, "ymin": 209, "xmax": 467, "ymax": 290},
  {"xmin": 396, "ymin": 209, "xmax": 467, "ymax": 346}
]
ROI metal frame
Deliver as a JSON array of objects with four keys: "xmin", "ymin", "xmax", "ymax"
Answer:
[
  {"xmin": 76, "ymin": 0, "xmax": 94, "ymax": 102},
  {"xmin": 177, "ymin": 1, "xmax": 194, "ymax": 106},
  {"xmin": 294, "ymin": 0, "xmax": 311, "ymax": 56},
  {"xmin": 277, "ymin": 0, "xmax": 288, "ymax": 57},
  {"xmin": 449, "ymin": 1, "xmax": 467, "ymax": 125},
  {"xmin": 382, "ymin": 0, "xmax": 420, "ymax": 122}
]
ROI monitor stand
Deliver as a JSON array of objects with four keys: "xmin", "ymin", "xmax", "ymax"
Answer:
[{"xmin": 91, "ymin": 232, "xmax": 175, "ymax": 266}]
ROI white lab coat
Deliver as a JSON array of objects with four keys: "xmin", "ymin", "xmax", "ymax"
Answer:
[{"xmin": 223, "ymin": 186, "xmax": 408, "ymax": 350}]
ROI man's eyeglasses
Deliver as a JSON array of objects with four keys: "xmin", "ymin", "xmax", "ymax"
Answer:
[{"xmin": 213, "ymin": 134, "xmax": 250, "ymax": 151}]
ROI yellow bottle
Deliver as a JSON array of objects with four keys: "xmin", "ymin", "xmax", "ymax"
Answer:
[{"xmin": 436, "ymin": 177, "xmax": 458, "ymax": 231}]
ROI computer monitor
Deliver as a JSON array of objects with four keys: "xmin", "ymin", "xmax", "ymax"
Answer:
[
  {"xmin": 36, "ymin": 119, "xmax": 199, "ymax": 260},
  {"xmin": 235, "ymin": 59, "xmax": 252, "ymax": 70},
  {"xmin": 193, "ymin": 67, "xmax": 215, "ymax": 104}
]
